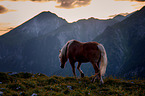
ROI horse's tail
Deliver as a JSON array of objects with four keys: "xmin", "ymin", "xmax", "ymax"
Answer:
[{"xmin": 98, "ymin": 44, "xmax": 107, "ymax": 76}]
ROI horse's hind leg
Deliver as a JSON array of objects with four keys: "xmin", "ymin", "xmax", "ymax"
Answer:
[
  {"xmin": 77, "ymin": 62, "xmax": 84, "ymax": 78},
  {"xmin": 100, "ymin": 76, "xmax": 104, "ymax": 85},
  {"xmin": 96, "ymin": 63, "xmax": 104, "ymax": 85},
  {"xmin": 91, "ymin": 62, "xmax": 100, "ymax": 83}
]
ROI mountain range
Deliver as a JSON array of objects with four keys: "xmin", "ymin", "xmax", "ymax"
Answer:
[{"xmin": 0, "ymin": 6, "xmax": 145, "ymax": 78}]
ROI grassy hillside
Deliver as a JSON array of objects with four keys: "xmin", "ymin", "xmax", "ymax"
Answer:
[{"xmin": 0, "ymin": 72, "xmax": 145, "ymax": 96}]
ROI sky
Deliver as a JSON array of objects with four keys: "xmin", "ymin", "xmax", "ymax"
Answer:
[{"xmin": 0, "ymin": 0, "xmax": 145, "ymax": 35}]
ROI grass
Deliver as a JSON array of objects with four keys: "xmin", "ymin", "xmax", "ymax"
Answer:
[{"xmin": 0, "ymin": 72, "xmax": 145, "ymax": 96}]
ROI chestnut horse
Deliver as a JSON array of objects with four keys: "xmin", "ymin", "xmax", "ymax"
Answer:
[{"xmin": 59, "ymin": 40, "xmax": 107, "ymax": 84}]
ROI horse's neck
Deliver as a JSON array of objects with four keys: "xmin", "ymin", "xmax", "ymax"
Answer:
[
  {"xmin": 61, "ymin": 42, "xmax": 69, "ymax": 58},
  {"xmin": 62, "ymin": 40, "xmax": 75, "ymax": 58},
  {"xmin": 64, "ymin": 40, "xmax": 74, "ymax": 56},
  {"xmin": 64, "ymin": 42, "xmax": 70, "ymax": 57}
]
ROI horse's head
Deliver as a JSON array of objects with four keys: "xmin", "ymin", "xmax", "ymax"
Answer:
[
  {"xmin": 59, "ymin": 50, "xmax": 67, "ymax": 69},
  {"xmin": 59, "ymin": 41, "xmax": 70, "ymax": 69}
]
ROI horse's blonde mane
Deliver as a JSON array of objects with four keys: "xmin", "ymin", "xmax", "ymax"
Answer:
[
  {"xmin": 59, "ymin": 40, "xmax": 74, "ymax": 58},
  {"xmin": 59, "ymin": 42, "xmax": 68, "ymax": 58}
]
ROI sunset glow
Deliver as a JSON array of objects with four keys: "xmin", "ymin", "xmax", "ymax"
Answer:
[{"xmin": 0, "ymin": 0, "xmax": 145, "ymax": 35}]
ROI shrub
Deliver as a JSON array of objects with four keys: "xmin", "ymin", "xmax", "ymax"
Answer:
[
  {"xmin": 22, "ymin": 81, "xmax": 36, "ymax": 88},
  {"xmin": 6, "ymin": 83, "xmax": 26, "ymax": 91},
  {"xmin": 0, "ymin": 72, "xmax": 12, "ymax": 83}
]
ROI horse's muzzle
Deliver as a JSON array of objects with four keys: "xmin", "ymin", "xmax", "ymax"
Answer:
[{"xmin": 60, "ymin": 66, "xmax": 64, "ymax": 69}]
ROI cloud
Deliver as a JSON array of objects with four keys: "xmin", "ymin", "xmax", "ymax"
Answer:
[
  {"xmin": 27, "ymin": 0, "xmax": 55, "ymax": 2},
  {"xmin": 0, "ymin": 5, "xmax": 8, "ymax": 14},
  {"xmin": 0, "ymin": 0, "xmax": 55, "ymax": 2},
  {"xmin": 115, "ymin": 0, "xmax": 145, "ymax": 2},
  {"xmin": 0, "ymin": 0, "xmax": 92, "ymax": 9},
  {"xmin": 56, "ymin": 0, "xmax": 92, "ymax": 9},
  {"xmin": 0, "ymin": 5, "xmax": 16, "ymax": 14}
]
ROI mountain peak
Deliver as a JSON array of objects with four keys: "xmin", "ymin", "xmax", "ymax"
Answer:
[
  {"xmin": 138, "ymin": 6, "xmax": 145, "ymax": 14},
  {"xmin": 140, "ymin": 6, "xmax": 145, "ymax": 11},
  {"xmin": 0, "ymin": 10, "xmax": 68, "ymax": 44},
  {"xmin": 75, "ymin": 17, "xmax": 100, "ymax": 23},
  {"xmin": 113, "ymin": 15, "xmax": 126, "ymax": 22},
  {"xmin": 36, "ymin": 11, "xmax": 58, "ymax": 19},
  {"xmin": 40, "ymin": 11, "xmax": 56, "ymax": 15},
  {"xmin": 114, "ymin": 15, "xmax": 124, "ymax": 18}
]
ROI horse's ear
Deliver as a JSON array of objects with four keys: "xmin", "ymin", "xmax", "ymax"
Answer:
[{"xmin": 59, "ymin": 50, "xmax": 61, "ymax": 53}]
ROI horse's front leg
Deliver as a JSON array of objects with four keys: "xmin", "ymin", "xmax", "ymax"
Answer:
[
  {"xmin": 70, "ymin": 61, "xmax": 76, "ymax": 77},
  {"xmin": 77, "ymin": 62, "xmax": 84, "ymax": 78}
]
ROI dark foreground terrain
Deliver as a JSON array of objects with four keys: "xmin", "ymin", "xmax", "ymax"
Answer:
[{"xmin": 0, "ymin": 72, "xmax": 145, "ymax": 96}]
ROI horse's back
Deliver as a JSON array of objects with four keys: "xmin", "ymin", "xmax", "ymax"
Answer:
[
  {"xmin": 67, "ymin": 40, "xmax": 101, "ymax": 63},
  {"xmin": 82, "ymin": 42, "xmax": 100, "ymax": 61},
  {"xmin": 67, "ymin": 40, "xmax": 82, "ymax": 56},
  {"xmin": 83, "ymin": 42, "xmax": 99, "ymax": 50}
]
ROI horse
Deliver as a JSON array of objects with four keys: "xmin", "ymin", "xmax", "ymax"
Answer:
[{"xmin": 59, "ymin": 40, "xmax": 107, "ymax": 84}]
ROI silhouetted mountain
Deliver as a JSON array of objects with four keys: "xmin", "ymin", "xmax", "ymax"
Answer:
[
  {"xmin": 0, "ymin": 11, "xmax": 67, "ymax": 73},
  {"xmin": 0, "ymin": 11, "xmax": 67, "ymax": 44},
  {"xmin": 94, "ymin": 6, "xmax": 145, "ymax": 78}
]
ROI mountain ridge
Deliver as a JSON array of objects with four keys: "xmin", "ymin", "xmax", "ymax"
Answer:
[{"xmin": 0, "ymin": 11, "xmax": 68, "ymax": 45}]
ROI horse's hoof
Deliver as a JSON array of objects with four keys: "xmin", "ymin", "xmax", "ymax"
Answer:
[
  {"xmin": 99, "ymin": 81, "xmax": 104, "ymax": 86},
  {"xmin": 99, "ymin": 83, "xmax": 103, "ymax": 87},
  {"xmin": 81, "ymin": 73, "xmax": 84, "ymax": 78}
]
